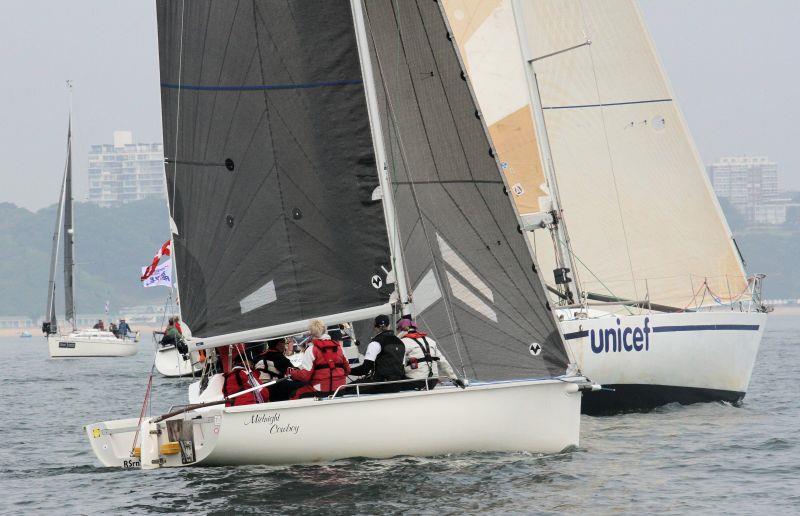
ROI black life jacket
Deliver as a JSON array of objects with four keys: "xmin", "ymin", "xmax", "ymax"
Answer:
[{"xmin": 372, "ymin": 331, "xmax": 407, "ymax": 382}]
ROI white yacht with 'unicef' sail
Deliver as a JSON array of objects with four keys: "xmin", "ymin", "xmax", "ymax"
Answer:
[
  {"xmin": 43, "ymin": 89, "xmax": 139, "ymax": 358},
  {"xmin": 84, "ymin": 0, "xmax": 592, "ymax": 469},
  {"xmin": 441, "ymin": 0, "xmax": 766, "ymax": 414}
]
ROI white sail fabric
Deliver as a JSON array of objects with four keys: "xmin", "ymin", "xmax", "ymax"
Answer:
[{"xmin": 445, "ymin": 0, "xmax": 748, "ymax": 309}]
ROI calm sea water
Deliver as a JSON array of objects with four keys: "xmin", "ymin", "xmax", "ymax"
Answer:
[{"xmin": 1, "ymin": 317, "xmax": 797, "ymax": 515}]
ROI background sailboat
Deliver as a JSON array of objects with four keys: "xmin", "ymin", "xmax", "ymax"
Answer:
[
  {"xmin": 44, "ymin": 87, "xmax": 139, "ymax": 358},
  {"xmin": 84, "ymin": 0, "xmax": 589, "ymax": 469},
  {"xmin": 441, "ymin": 0, "xmax": 767, "ymax": 413}
]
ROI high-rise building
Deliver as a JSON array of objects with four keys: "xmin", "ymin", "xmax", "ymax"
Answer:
[
  {"xmin": 88, "ymin": 131, "xmax": 165, "ymax": 208},
  {"xmin": 707, "ymin": 156, "xmax": 779, "ymax": 222}
]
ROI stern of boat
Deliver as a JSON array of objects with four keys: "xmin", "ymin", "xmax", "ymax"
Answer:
[{"xmin": 84, "ymin": 418, "xmax": 144, "ymax": 468}]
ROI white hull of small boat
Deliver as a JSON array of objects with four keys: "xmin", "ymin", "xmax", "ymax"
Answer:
[
  {"xmin": 155, "ymin": 345, "xmax": 202, "ymax": 378},
  {"xmin": 85, "ymin": 378, "xmax": 583, "ymax": 468},
  {"xmin": 47, "ymin": 330, "xmax": 138, "ymax": 358},
  {"xmin": 561, "ymin": 310, "xmax": 765, "ymax": 414}
]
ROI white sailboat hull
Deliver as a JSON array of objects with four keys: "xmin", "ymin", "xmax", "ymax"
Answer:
[
  {"xmin": 47, "ymin": 330, "xmax": 138, "ymax": 358},
  {"xmin": 154, "ymin": 345, "xmax": 202, "ymax": 378},
  {"xmin": 561, "ymin": 310, "xmax": 765, "ymax": 414},
  {"xmin": 85, "ymin": 378, "xmax": 583, "ymax": 468}
]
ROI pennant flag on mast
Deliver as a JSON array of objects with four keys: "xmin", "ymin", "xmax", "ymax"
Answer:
[{"xmin": 140, "ymin": 240, "xmax": 172, "ymax": 280}]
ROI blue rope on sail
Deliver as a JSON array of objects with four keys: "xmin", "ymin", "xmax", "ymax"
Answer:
[{"xmin": 161, "ymin": 79, "xmax": 363, "ymax": 91}]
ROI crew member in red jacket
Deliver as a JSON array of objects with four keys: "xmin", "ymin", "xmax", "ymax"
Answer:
[
  {"xmin": 222, "ymin": 354, "xmax": 267, "ymax": 407},
  {"xmin": 288, "ymin": 319, "xmax": 351, "ymax": 399}
]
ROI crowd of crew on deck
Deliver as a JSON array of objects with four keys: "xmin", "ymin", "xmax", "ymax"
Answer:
[{"xmin": 216, "ymin": 314, "xmax": 465, "ymax": 407}]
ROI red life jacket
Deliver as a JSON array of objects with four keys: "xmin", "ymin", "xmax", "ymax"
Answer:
[
  {"xmin": 222, "ymin": 367, "xmax": 266, "ymax": 407},
  {"xmin": 293, "ymin": 339, "xmax": 350, "ymax": 398}
]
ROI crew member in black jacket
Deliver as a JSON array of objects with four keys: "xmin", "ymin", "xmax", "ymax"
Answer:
[{"xmin": 349, "ymin": 315, "xmax": 409, "ymax": 393}]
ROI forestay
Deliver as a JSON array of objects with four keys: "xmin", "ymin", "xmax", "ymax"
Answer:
[
  {"xmin": 515, "ymin": 0, "xmax": 748, "ymax": 308},
  {"xmin": 156, "ymin": 0, "xmax": 393, "ymax": 338},
  {"xmin": 361, "ymin": 0, "xmax": 569, "ymax": 380}
]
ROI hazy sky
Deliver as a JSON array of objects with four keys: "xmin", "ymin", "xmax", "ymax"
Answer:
[{"xmin": 1, "ymin": 1, "xmax": 798, "ymax": 211}]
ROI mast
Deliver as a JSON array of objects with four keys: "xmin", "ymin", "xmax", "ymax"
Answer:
[
  {"xmin": 350, "ymin": 0, "xmax": 411, "ymax": 316},
  {"xmin": 63, "ymin": 80, "xmax": 76, "ymax": 330},
  {"xmin": 511, "ymin": 0, "xmax": 582, "ymax": 304}
]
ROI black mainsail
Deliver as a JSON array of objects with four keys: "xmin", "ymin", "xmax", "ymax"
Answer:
[
  {"xmin": 156, "ymin": 0, "xmax": 570, "ymax": 381},
  {"xmin": 361, "ymin": 0, "xmax": 569, "ymax": 379},
  {"xmin": 156, "ymin": 0, "xmax": 394, "ymax": 338},
  {"xmin": 63, "ymin": 118, "xmax": 76, "ymax": 329}
]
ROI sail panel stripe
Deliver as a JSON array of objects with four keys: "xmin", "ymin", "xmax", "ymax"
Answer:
[
  {"xmin": 542, "ymin": 98, "xmax": 673, "ymax": 110},
  {"xmin": 161, "ymin": 79, "xmax": 363, "ymax": 91}
]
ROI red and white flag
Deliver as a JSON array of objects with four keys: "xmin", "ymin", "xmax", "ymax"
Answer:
[{"xmin": 140, "ymin": 240, "xmax": 172, "ymax": 281}]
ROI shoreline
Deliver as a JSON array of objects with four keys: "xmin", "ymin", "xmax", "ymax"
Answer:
[{"xmin": 0, "ymin": 325, "xmax": 164, "ymax": 338}]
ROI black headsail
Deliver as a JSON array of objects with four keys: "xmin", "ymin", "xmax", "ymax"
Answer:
[
  {"xmin": 361, "ymin": 0, "xmax": 570, "ymax": 380},
  {"xmin": 156, "ymin": 1, "xmax": 393, "ymax": 337}
]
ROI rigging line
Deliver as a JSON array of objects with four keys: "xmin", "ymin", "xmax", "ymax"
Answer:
[
  {"xmin": 380, "ymin": 0, "xmax": 468, "ymax": 377},
  {"xmin": 557, "ymin": 233, "xmax": 634, "ymax": 316},
  {"xmin": 170, "ymin": 0, "xmax": 186, "ymax": 223},
  {"xmin": 577, "ymin": 0, "xmax": 639, "ymax": 302},
  {"xmin": 419, "ymin": 1, "xmax": 548, "ymax": 316}
]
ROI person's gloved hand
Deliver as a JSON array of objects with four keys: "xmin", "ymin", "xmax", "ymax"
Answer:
[{"xmin": 452, "ymin": 378, "xmax": 466, "ymax": 389}]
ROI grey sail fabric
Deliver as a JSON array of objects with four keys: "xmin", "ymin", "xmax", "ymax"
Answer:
[
  {"xmin": 63, "ymin": 120, "xmax": 76, "ymax": 327},
  {"xmin": 156, "ymin": 0, "xmax": 393, "ymax": 337},
  {"xmin": 362, "ymin": 0, "xmax": 569, "ymax": 380},
  {"xmin": 45, "ymin": 145, "xmax": 67, "ymax": 333}
]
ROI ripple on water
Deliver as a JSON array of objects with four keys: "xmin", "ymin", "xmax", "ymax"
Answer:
[{"xmin": 2, "ymin": 323, "xmax": 800, "ymax": 514}]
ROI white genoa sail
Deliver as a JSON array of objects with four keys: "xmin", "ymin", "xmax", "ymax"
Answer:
[{"xmin": 444, "ymin": 0, "xmax": 749, "ymax": 309}]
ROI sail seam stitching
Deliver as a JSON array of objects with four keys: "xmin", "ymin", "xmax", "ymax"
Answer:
[{"xmin": 542, "ymin": 98, "xmax": 672, "ymax": 110}]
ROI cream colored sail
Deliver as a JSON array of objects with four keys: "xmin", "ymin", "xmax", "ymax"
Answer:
[
  {"xmin": 441, "ymin": 0, "xmax": 548, "ymax": 218},
  {"xmin": 442, "ymin": 0, "xmax": 748, "ymax": 309}
]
